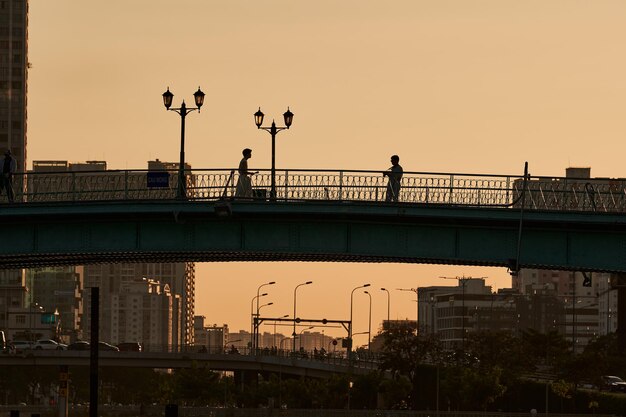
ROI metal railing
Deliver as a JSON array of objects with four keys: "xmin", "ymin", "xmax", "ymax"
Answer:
[{"xmin": 3, "ymin": 168, "xmax": 626, "ymax": 212}]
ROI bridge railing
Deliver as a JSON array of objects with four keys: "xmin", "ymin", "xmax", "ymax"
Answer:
[{"xmin": 7, "ymin": 168, "xmax": 626, "ymax": 212}]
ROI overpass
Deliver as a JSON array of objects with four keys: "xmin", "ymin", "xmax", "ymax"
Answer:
[{"xmin": 0, "ymin": 350, "xmax": 378, "ymax": 378}]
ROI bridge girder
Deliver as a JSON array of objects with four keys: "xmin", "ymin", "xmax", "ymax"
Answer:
[{"xmin": 0, "ymin": 200, "xmax": 625, "ymax": 272}]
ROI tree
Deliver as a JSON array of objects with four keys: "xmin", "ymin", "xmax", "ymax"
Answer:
[{"xmin": 379, "ymin": 321, "xmax": 442, "ymax": 409}]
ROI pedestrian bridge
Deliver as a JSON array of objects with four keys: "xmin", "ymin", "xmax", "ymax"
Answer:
[{"xmin": 1, "ymin": 167, "xmax": 626, "ymax": 272}]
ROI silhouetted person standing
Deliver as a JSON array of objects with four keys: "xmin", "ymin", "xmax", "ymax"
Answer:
[
  {"xmin": 383, "ymin": 154, "xmax": 403, "ymax": 202},
  {"xmin": 1, "ymin": 150, "xmax": 16, "ymax": 203},
  {"xmin": 235, "ymin": 148, "xmax": 254, "ymax": 198}
]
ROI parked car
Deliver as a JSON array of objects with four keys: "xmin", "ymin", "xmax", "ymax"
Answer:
[
  {"xmin": 34, "ymin": 339, "xmax": 67, "ymax": 350},
  {"xmin": 12, "ymin": 340, "xmax": 33, "ymax": 353},
  {"xmin": 98, "ymin": 341, "xmax": 119, "ymax": 351},
  {"xmin": 117, "ymin": 342, "xmax": 142, "ymax": 352},
  {"xmin": 601, "ymin": 375, "xmax": 626, "ymax": 392},
  {"xmin": 67, "ymin": 341, "xmax": 91, "ymax": 351}
]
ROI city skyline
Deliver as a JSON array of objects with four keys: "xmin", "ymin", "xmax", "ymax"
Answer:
[{"xmin": 24, "ymin": 1, "xmax": 626, "ymax": 339}]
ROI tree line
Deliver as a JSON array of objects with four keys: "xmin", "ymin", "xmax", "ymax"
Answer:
[{"xmin": 2, "ymin": 323, "xmax": 626, "ymax": 413}]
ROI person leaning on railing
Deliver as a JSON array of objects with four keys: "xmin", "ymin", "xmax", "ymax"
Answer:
[{"xmin": 383, "ymin": 154, "xmax": 403, "ymax": 202}]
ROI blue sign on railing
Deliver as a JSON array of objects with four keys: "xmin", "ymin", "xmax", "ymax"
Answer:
[{"xmin": 147, "ymin": 171, "xmax": 170, "ymax": 188}]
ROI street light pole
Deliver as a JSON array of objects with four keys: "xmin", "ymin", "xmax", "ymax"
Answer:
[
  {"xmin": 349, "ymin": 284, "xmax": 370, "ymax": 352},
  {"xmin": 255, "ymin": 281, "xmax": 276, "ymax": 348},
  {"xmin": 293, "ymin": 281, "xmax": 313, "ymax": 352},
  {"xmin": 254, "ymin": 107, "xmax": 294, "ymax": 200},
  {"xmin": 256, "ymin": 302, "xmax": 273, "ymax": 349},
  {"xmin": 380, "ymin": 287, "xmax": 390, "ymax": 327},
  {"xmin": 251, "ymin": 293, "xmax": 267, "ymax": 350},
  {"xmin": 162, "ymin": 86, "xmax": 205, "ymax": 199},
  {"xmin": 364, "ymin": 291, "xmax": 372, "ymax": 350}
]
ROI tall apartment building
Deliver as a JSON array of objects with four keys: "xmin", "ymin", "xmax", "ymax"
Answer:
[
  {"xmin": 104, "ymin": 278, "xmax": 178, "ymax": 351},
  {"xmin": 0, "ymin": 0, "xmax": 28, "ymax": 337},
  {"xmin": 0, "ymin": 0, "xmax": 28, "ymax": 173}
]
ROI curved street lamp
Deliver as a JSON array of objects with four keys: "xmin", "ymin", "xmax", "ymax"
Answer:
[
  {"xmin": 349, "ymin": 283, "xmax": 370, "ymax": 351},
  {"xmin": 254, "ymin": 107, "xmax": 294, "ymax": 200},
  {"xmin": 381, "ymin": 288, "xmax": 391, "ymax": 326},
  {"xmin": 162, "ymin": 86, "xmax": 205, "ymax": 199},
  {"xmin": 255, "ymin": 281, "xmax": 276, "ymax": 348},
  {"xmin": 250, "ymin": 293, "xmax": 267, "ymax": 348},
  {"xmin": 293, "ymin": 280, "xmax": 313, "ymax": 352},
  {"xmin": 256, "ymin": 302, "xmax": 273, "ymax": 348},
  {"xmin": 364, "ymin": 291, "xmax": 372, "ymax": 350}
]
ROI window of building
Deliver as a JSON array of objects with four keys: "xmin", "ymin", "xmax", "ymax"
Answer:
[{"xmin": 15, "ymin": 314, "xmax": 25, "ymax": 324}]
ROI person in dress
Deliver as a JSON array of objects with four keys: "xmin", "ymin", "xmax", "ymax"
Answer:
[{"xmin": 235, "ymin": 148, "xmax": 254, "ymax": 198}]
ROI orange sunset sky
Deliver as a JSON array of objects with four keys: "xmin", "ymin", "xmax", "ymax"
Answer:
[{"xmin": 26, "ymin": 1, "xmax": 626, "ymax": 342}]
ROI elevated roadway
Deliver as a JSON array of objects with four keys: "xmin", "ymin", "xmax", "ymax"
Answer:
[{"xmin": 0, "ymin": 350, "xmax": 378, "ymax": 378}]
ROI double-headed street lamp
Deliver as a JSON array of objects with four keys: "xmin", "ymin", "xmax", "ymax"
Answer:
[
  {"xmin": 254, "ymin": 107, "xmax": 294, "ymax": 200},
  {"xmin": 255, "ymin": 281, "xmax": 276, "ymax": 348},
  {"xmin": 293, "ymin": 280, "xmax": 313, "ymax": 352},
  {"xmin": 162, "ymin": 86, "xmax": 205, "ymax": 199},
  {"xmin": 349, "ymin": 283, "xmax": 370, "ymax": 351}
]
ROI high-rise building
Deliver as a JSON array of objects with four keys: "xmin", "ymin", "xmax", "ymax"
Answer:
[
  {"xmin": 26, "ymin": 266, "xmax": 83, "ymax": 342},
  {"xmin": 0, "ymin": 0, "xmax": 28, "ymax": 173},
  {"xmin": 106, "ymin": 278, "xmax": 178, "ymax": 351}
]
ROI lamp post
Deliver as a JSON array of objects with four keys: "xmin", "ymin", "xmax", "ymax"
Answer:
[
  {"xmin": 256, "ymin": 302, "xmax": 273, "ymax": 349},
  {"xmin": 380, "ymin": 287, "xmax": 390, "ymax": 328},
  {"xmin": 162, "ymin": 86, "xmax": 205, "ymax": 199},
  {"xmin": 293, "ymin": 281, "xmax": 313, "ymax": 352},
  {"xmin": 255, "ymin": 281, "xmax": 276, "ymax": 348},
  {"xmin": 364, "ymin": 291, "xmax": 372, "ymax": 350},
  {"xmin": 251, "ymin": 293, "xmax": 267, "ymax": 349},
  {"xmin": 349, "ymin": 284, "xmax": 370, "ymax": 351},
  {"xmin": 254, "ymin": 107, "xmax": 294, "ymax": 200}
]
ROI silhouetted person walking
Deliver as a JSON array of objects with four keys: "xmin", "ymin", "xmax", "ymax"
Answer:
[
  {"xmin": 383, "ymin": 154, "xmax": 403, "ymax": 202},
  {"xmin": 1, "ymin": 150, "xmax": 16, "ymax": 203},
  {"xmin": 235, "ymin": 148, "xmax": 254, "ymax": 198}
]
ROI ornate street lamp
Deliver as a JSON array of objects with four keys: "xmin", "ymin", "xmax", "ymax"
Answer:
[
  {"xmin": 254, "ymin": 107, "xmax": 294, "ymax": 200},
  {"xmin": 162, "ymin": 86, "xmax": 204, "ymax": 199}
]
